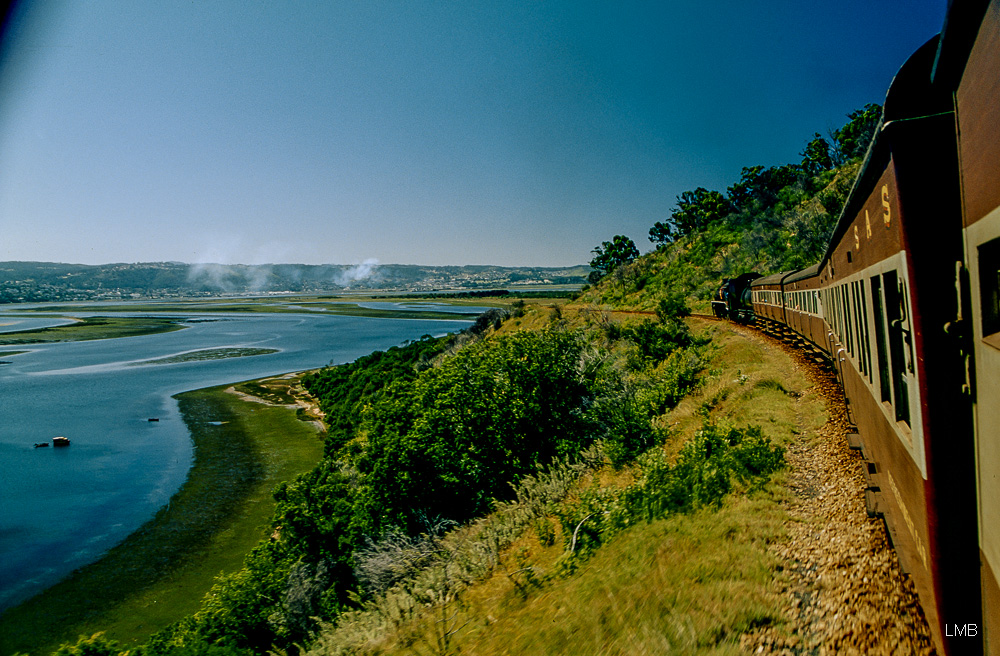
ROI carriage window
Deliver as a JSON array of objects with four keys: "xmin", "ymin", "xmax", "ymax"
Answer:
[
  {"xmin": 842, "ymin": 288, "xmax": 848, "ymax": 342},
  {"xmin": 871, "ymin": 275, "xmax": 891, "ymax": 403},
  {"xmin": 883, "ymin": 270, "xmax": 910, "ymax": 424},
  {"xmin": 841, "ymin": 286, "xmax": 848, "ymax": 344},
  {"xmin": 859, "ymin": 279, "xmax": 872, "ymax": 383},
  {"xmin": 836, "ymin": 286, "xmax": 845, "ymax": 343},
  {"xmin": 852, "ymin": 281, "xmax": 867, "ymax": 377},
  {"xmin": 840, "ymin": 285, "xmax": 854, "ymax": 355},
  {"xmin": 836, "ymin": 288, "xmax": 843, "ymax": 340},
  {"xmin": 980, "ymin": 236, "xmax": 1000, "ymax": 341}
]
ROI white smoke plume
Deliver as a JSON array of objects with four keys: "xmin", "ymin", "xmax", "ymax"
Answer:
[
  {"xmin": 188, "ymin": 261, "xmax": 237, "ymax": 292},
  {"xmin": 336, "ymin": 258, "xmax": 380, "ymax": 287}
]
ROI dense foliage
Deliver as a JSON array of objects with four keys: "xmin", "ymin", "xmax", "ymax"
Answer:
[
  {"xmin": 302, "ymin": 334, "xmax": 453, "ymax": 456},
  {"xmin": 354, "ymin": 329, "xmax": 595, "ymax": 534}
]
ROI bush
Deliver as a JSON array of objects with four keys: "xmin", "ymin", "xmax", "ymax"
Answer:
[
  {"xmin": 354, "ymin": 328, "xmax": 596, "ymax": 534},
  {"xmin": 52, "ymin": 634, "xmax": 119, "ymax": 656},
  {"xmin": 590, "ymin": 345, "xmax": 707, "ymax": 468},
  {"xmin": 554, "ymin": 421, "xmax": 784, "ymax": 573},
  {"xmin": 640, "ymin": 421, "xmax": 785, "ymax": 517}
]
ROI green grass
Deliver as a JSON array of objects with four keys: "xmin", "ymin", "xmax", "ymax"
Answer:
[
  {"xmin": 453, "ymin": 496, "xmax": 786, "ymax": 656},
  {"xmin": 0, "ymin": 316, "xmax": 185, "ymax": 345},
  {"xmin": 0, "ymin": 380, "xmax": 325, "ymax": 656},
  {"xmin": 5, "ymin": 293, "xmax": 546, "ymax": 321},
  {"xmin": 127, "ymin": 347, "xmax": 279, "ymax": 366}
]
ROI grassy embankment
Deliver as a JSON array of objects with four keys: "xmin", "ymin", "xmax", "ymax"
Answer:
[
  {"xmin": 0, "ymin": 377, "xmax": 325, "ymax": 656},
  {"xmin": 308, "ymin": 314, "xmax": 827, "ymax": 655},
  {"xmin": 0, "ymin": 316, "xmax": 186, "ymax": 344}
]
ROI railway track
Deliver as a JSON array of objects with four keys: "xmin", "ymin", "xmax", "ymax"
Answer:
[{"xmin": 726, "ymin": 320, "xmax": 935, "ymax": 653}]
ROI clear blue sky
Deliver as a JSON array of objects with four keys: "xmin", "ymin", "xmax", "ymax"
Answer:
[{"xmin": 0, "ymin": 1, "xmax": 946, "ymax": 267}]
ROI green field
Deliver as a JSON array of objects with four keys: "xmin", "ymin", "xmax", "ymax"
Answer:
[
  {"xmin": 0, "ymin": 316, "xmax": 186, "ymax": 345},
  {"xmin": 128, "ymin": 347, "xmax": 280, "ymax": 366},
  {"xmin": 0, "ymin": 380, "xmax": 326, "ymax": 656}
]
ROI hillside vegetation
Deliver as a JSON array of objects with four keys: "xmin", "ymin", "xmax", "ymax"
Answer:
[
  {"xmin": 29, "ymin": 105, "xmax": 879, "ymax": 656},
  {"xmin": 582, "ymin": 104, "xmax": 878, "ymax": 310}
]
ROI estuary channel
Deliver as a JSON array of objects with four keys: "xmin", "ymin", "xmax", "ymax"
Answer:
[{"xmin": 0, "ymin": 308, "xmax": 474, "ymax": 610}]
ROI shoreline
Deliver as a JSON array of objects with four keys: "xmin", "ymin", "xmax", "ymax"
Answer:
[{"xmin": 0, "ymin": 373, "xmax": 326, "ymax": 656}]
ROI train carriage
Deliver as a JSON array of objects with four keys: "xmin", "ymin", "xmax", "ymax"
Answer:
[
  {"xmin": 782, "ymin": 264, "xmax": 824, "ymax": 349},
  {"xmin": 942, "ymin": 0, "xmax": 1000, "ymax": 648},
  {"xmin": 824, "ymin": 34, "xmax": 984, "ymax": 651},
  {"xmin": 734, "ymin": 4, "xmax": 1000, "ymax": 652},
  {"xmin": 750, "ymin": 271, "xmax": 793, "ymax": 333}
]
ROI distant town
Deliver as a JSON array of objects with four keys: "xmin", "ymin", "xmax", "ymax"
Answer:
[{"xmin": 0, "ymin": 261, "xmax": 590, "ymax": 304}]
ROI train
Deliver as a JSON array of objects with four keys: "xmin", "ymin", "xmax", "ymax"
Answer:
[
  {"xmin": 716, "ymin": 2, "xmax": 999, "ymax": 653},
  {"xmin": 711, "ymin": 272, "xmax": 760, "ymax": 322}
]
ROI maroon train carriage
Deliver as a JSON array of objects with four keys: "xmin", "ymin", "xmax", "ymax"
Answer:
[
  {"xmin": 942, "ymin": 0, "xmax": 1000, "ymax": 650},
  {"xmin": 734, "ymin": 3, "xmax": 1000, "ymax": 652},
  {"xmin": 750, "ymin": 270, "xmax": 794, "ymax": 333},
  {"xmin": 782, "ymin": 264, "xmax": 825, "ymax": 351},
  {"xmin": 816, "ymin": 32, "xmax": 984, "ymax": 656}
]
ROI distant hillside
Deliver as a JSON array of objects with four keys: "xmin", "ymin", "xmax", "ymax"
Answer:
[{"xmin": 0, "ymin": 261, "xmax": 590, "ymax": 304}]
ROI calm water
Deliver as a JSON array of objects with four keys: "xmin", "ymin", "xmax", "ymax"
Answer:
[{"xmin": 0, "ymin": 308, "xmax": 473, "ymax": 610}]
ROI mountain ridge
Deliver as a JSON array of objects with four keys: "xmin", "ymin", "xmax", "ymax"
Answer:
[{"xmin": 0, "ymin": 261, "xmax": 590, "ymax": 304}]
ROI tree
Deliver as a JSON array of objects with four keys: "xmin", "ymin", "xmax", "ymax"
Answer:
[
  {"xmin": 832, "ymin": 103, "xmax": 881, "ymax": 163},
  {"xmin": 353, "ymin": 329, "xmax": 594, "ymax": 534},
  {"xmin": 726, "ymin": 165, "xmax": 802, "ymax": 213},
  {"xmin": 669, "ymin": 188, "xmax": 733, "ymax": 236},
  {"xmin": 589, "ymin": 235, "xmax": 639, "ymax": 281},
  {"xmin": 648, "ymin": 220, "xmax": 675, "ymax": 248},
  {"xmin": 800, "ymin": 133, "xmax": 833, "ymax": 176}
]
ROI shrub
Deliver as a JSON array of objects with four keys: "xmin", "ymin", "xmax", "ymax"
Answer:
[
  {"xmin": 639, "ymin": 421, "xmax": 785, "ymax": 517},
  {"xmin": 52, "ymin": 633, "xmax": 119, "ymax": 656},
  {"xmin": 353, "ymin": 328, "xmax": 596, "ymax": 534}
]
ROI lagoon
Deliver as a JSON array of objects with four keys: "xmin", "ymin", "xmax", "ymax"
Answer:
[{"xmin": 0, "ymin": 308, "xmax": 473, "ymax": 611}]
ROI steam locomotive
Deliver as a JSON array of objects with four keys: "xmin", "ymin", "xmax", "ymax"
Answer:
[
  {"xmin": 711, "ymin": 272, "xmax": 760, "ymax": 322},
  {"xmin": 719, "ymin": 3, "xmax": 999, "ymax": 653}
]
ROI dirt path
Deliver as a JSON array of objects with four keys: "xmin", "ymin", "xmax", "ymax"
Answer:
[
  {"xmin": 737, "ymin": 325, "xmax": 935, "ymax": 655},
  {"xmin": 225, "ymin": 373, "xmax": 327, "ymax": 433}
]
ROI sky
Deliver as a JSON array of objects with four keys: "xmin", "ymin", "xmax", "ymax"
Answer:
[{"xmin": 0, "ymin": 1, "xmax": 947, "ymax": 268}]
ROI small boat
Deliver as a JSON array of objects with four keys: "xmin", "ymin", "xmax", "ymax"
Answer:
[
  {"xmin": 52, "ymin": 436, "xmax": 70, "ymax": 447},
  {"xmin": 148, "ymin": 418, "xmax": 160, "ymax": 422},
  {"xmin": 34, "ymin": 442, "xmax": 49, "ymax": 448}
]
